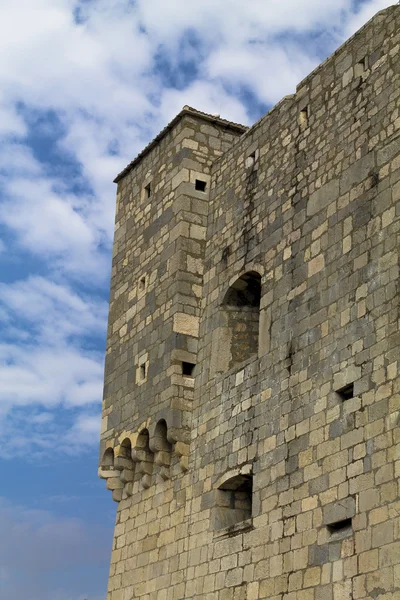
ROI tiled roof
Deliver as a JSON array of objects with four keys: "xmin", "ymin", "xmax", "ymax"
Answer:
[{"xmin": 113, "ymin": 105, "xmax": 248, "ymax": 183}]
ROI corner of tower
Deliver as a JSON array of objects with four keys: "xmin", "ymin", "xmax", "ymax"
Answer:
[{"xmin": 99, "ymin": 106, "xmax": 247, "ymax": 501}]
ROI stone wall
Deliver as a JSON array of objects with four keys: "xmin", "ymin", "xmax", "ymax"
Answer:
[
  {"xmin": 99, "ymin": 109, "xmax": 245, "ymax": 598},
  {"xmin": 100, "ymin": 5, "xmax": 400, "ymax": 600}
]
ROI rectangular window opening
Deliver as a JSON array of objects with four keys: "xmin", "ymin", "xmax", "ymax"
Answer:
[
  {"xmin": 139, "ymin": 363, "xmax": 147, "ymax": 381},
  {"xmin": 336, "ymin": 383, "xmax": 354, "ymax": 401},
  {"xmin": 144, "ymin": 183, "xmax": 151, "ymax": 199},
  {"xmin": 355, "ymin": 57, "xmax": 368, "ymax": 77},
  {"xmin": 327, "ymin": 518, "xmax": 352, "ymax": 534},
  {"xmin": 195, "ymin": 179, "xmax": 207, "ymax": 192},
  {"xmin": 182, "ymin": 362, "xmax": 195, "ymax": 377}
]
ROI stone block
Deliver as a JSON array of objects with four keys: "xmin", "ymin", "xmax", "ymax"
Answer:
[
  {"xmin": 173, "ymin": 313, "xmax": 200, "ymax": 337},
  {"xmin": 307, "ymin": 180, "xmax": 339, "ymax": 216},
  {"xmin": 340, "ymin": 153, "xmax": 375, "ymax": 194},
  {"xmin": 323, "ymin": 497, "xmax": 356, "ymax": 526}
]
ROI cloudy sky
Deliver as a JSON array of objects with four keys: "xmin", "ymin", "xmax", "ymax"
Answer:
[{"xmin": 0, "ymin": 0, "xmax": 394, "ymax": 598}]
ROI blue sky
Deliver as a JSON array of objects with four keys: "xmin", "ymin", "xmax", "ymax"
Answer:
[{"xmin": 0, "ymin": 0, "xmax": 394, "ymax": 598}]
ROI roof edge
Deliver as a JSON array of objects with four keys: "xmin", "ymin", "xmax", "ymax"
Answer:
[
  {"xmin": 296, "ymin": 4, "xmax": 399, "ymax": 93},
  {"xmin": 114, "ymin": 5, "xmax": 399, "ymax": 185},
  {"xmin": 113, "ymin": 106, "xmax": 248, "ymax": 184}
]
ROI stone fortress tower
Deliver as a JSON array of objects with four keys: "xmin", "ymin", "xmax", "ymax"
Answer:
[{"xmin": 99, "ymin": 5, "xmax": 400, "ymax": 600}]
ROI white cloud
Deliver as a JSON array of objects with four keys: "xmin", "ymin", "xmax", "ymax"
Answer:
[
  {"xmin": 159, "ymin": 80, "xmax": 249, "ymax": 126},
  {"xmin": 0, "ymin": 344, "xmax": 103, "ymax": 410},
  {"xmin": 31, "ymin": 412, "xmax": 55, "ymax": 424},
  {"xmin": 136, "ymin": 0, "xmax": 349, "ymax": 44},
  {"xmin": 0, "ymin": 142, "xmax": 40, "ymax": 176},
  {"xmin": 0, "ymin": 342, "xmax": 104, "ymax": 456},
  {"xmin": 344, "ymin": 0, "xmax": 395, "ymax": 35},
  {"xmin": 0, "ymin": 276, "xmax": 106, "ymax": 455},
  {"xmin": 0, "ymin": 276, "xmax": 108, "ymax": 342},
  {"xmin": 66, "ymin": 413, "xmax": 102, "ymax": 446},
  {"xmin": 0, "ymin": 147, "xmax": 110, "ymax": 279},
  {"xmin": 207, "ymin": 43, "xmax": 318, "ymax": 106}
]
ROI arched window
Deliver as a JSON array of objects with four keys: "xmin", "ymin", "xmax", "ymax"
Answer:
[
  {"xmin": 213, "ymin": 474, "xmax": 253, "ymax": 530},
  {"xmin": 101, "ymin": 447, "xmax": 114, "ymax": 469},
  {"xmin": 153, "ymin": 420, "xmax": 173, "ymax": 478},
  {"xmin": 133, "ymin": 429, "xmax": 154, "ymax": 488},
  {"xmin": 220, "ymin": 271, "xmax": 261, "ymax": 370},
  {"xmin": 119, "ymin": 438, "xmax": 132, "ymax": 458},
  {"xmin": 136, "ymin": 429, "xmax": 151, "ymax": 452},
  {"xmin": 153, "ymin": 420, "xmax": 172, "ymax": 453},
  {"xmin": 115, "ymin": 439, "xmax": 134, "ymax": 487}
]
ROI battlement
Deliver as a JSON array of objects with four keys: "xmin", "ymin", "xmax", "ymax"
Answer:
[{"xmin": 101, "ymin": 6, "xmax": 400, "ymax": 600}]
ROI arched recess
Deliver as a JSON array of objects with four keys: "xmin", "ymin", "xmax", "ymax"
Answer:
[
  {"xmin": 213, "ymin": 271, "xmax": 261, "ymax": 373},
  {"xmin": 152, "ymin": 420, "xmax": 173, "ymax": 479},
  {"xmin": 115, "ymin": 438, "xmax": 135, "ymax": 490},
  {"xmin": 213, "ymin": 474, "xmax": 253, "ymax": 531},
  {"xmin": 153, "ymin": 420, "xmax": 173, "ymax": 453},
  {"xmin": 100, "ymin": 447, "xmax": 114, "ymax": 469},
  {"xmin": 114, "ymin": 437, "xmax": 131, "ymax": 464},
  {"xmin": 132, "ymin": 429, "xmax": 154, "ymax": 489}
]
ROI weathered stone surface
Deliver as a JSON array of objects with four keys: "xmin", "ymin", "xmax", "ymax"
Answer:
[
  {"xmin": 307, "ymin": 180, "xmax": 339, "ymax": 216},
  {"xmin": 323, "ymin": 497, "xmax": 356, "ymax": 526},
  {"xmin": 173, "ymin": 312, "xmax": 200, "ymax": 337}
]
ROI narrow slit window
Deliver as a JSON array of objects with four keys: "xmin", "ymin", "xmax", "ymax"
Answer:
[
  {"xmin": 195, "ymin": 179, "xmax": 207, "ymax": 192},
  {"xmin": 336, "ymin": 383, "xmax": 354, "ymax": 401},
  {"xmin": 355, "ymin": 57, "xmax": 368, "ymax": 77},
  {"xmin": 144, "ymin": 183, "xmax": 151, "ymax": 199},
  {"xmin": 182, "ymin": 362, "xmax": 195, "ymax": 377},
  {"xmin": 327, "ymin": 518, "xmax": 352, "ymax": 535},
  {"xmin": 299, "ymin": 106, "xmax": 309, "ymax": 128},
  {"xmin": 140, "ymin": 363, "xmax": 147, "ymax": 381},
  {"xmin": 245, "ymin": 151, "xmax": 256, "ymax": 170},
  {"xmin": 139, "ymin": 276, "xmax": 146, "ymax": 292}
]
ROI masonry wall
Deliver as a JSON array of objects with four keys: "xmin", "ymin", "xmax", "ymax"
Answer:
[
  {"xmin": 187, "ymin": 6, "xmax": 400, "ymax": 600},
  {"xmin": 100, "ymin": 112, "xmax": 245, "ymax": 599},
  {"xmin": 100, "ymin": 6, "xmax": 400, "ymax": 600}
]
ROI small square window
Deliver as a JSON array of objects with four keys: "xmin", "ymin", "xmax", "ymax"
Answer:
[
  {"xmin": 182, "ymin": 362, "xmax": 195, "ymax": 377},
  {"xmin": 195, "ymin": 179, "xmax": 207, "ymax": 192},
  {"xmin": 144, "ymin": 183, "xmax": 151, "ymax": 199},
  {"xmin": 336, "ymin": 383, "xmax": 354, "ymax": 401}
]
